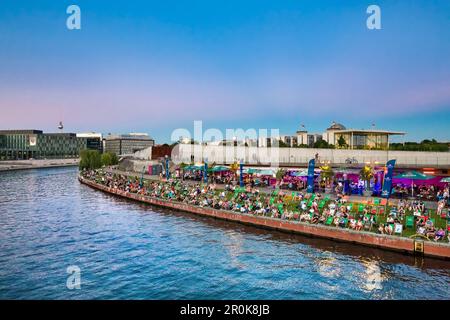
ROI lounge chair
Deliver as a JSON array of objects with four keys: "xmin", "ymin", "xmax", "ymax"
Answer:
[
  {"xmin": 405, "ymin": 216, "xmax": 414, "ymax": 229},
  {"xmin": 318, "ymin": 199, "xmax": 326, "ymax": 209},
  {"xmin": 358, "ymin": 203, "xmax": 365, "ymax": 213}
]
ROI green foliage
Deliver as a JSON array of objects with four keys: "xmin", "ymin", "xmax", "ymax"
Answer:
[
  {"xmin": 319, "ymin": 165, "xmax": 334, "ymax": 183},
  {"xmin": 110, "ymin": 153, "xmax": 118, "ymax": 165},
  {"xmin": 179, "ymin": 162, "xmax": 188, "ymax": 169},
  {"xmin": 79, "ymin": 149, "xmax": 102, "ymax": 170},
  {"xmin": 100, "ymin": 152, "xmax": 119, "ymax": 167},
  {"xmin": 337, "ymin": 135, "xmax": 347, "ymax": 148},
  {"xmin": 390, "ymin": 140, "xmax": 448, "ymax": 152},
  {"xmin": 313, "ymin": 140, "xmax": 334, "ymax": 149},
  {"xmin": 277, "ymin": 140, "xmax": 290, "ymax": 148},
  {"xmin": 101, "ymin": 152, "xmax": 112, "ymax": 166},
  {"xmin": 276, "ymin": 168, "xmax": 286, "ymax": 180},
  {"xmin": 359, "ymin": 165, "xmax": 374, "ymax": 187}
]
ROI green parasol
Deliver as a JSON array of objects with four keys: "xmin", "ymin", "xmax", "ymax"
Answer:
[
  {"xmin": 211, "ymin": 165, "xmax": 231, "ymax": 172},
  {"xmin": 440, "ymin": 177, "xmax": 450, "ymax": 183},
  {"xmin": 184, "ymin": 165, "xmax": 203, "ymax": 171}
]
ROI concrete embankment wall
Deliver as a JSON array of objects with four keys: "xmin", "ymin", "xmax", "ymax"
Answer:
[
  {"xmin": 173, "ymin": 144, "xmax": 450, "ymax": 168},
  {"xmin": 79, "ymin": 176, "xmax": 450, "ymax": 260},
  {"xmin": 0, "ymin": 159, "xmax": 79, "ymax": 172}
]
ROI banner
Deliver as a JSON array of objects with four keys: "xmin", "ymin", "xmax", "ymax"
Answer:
[
  {"xmin": 204, "ymin": 162, "xmax": 208, "ymax": 183},
  {"xmin": 381, "ymin": 159, "xmax": 396, "ymax": 198},
  {"xmin": 306, "ymin": 159, "xmax": 315, "ymax": 193},
  {"xmin": 239, "ymin": 162, "xmax": 244, "ymax": 187}
]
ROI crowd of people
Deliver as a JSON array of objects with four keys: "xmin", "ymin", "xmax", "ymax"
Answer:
[{"xmin": 81, "ymin": 169, "xmax": 450, "ymax": 242}]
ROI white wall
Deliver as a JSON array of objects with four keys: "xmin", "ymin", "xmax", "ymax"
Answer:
[{"xmin": 172, "ymin": 144, "xmax": 450, "ymax": 167}]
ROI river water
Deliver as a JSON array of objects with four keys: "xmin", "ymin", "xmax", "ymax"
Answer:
[{"xmin": 0, "ymin": 166, "xmax": 449, "ymax": 299}]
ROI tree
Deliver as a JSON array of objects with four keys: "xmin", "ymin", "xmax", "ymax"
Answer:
[
  {"xmin": 101, "ymin": 152, "xmax": 112, "ymax": 166},
  {"xmin": 313, "ymin": 139, "xmax": 333, "ymax": 149},
  {"xmin": 276, "ymin": 168, "xmax": 286, "ymax": 181},
  {"xmin": 319, "ymin": 164, "xmax": 334, "ymax": 186},
  {"xmin": 337, "ymin": 135, "xmax": 347, "ymax": 148},
  {"xmin": 79, "ymin": 149, "xmax": 102, "ymax": 170},
  {"xmin": 277, "ymin": 140, "xmax": 290, "ymax": 148},
  {"xmin": 110, "ymin": 153, "xmax": 119, "ymax": 165},
  {"xmin": 359, "ymin": 165, "xmax": 374, "ymax": 190}
]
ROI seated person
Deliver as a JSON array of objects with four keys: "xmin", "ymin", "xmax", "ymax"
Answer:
[
  {"xmin": 417, "ymin": 226, "xmax": 426, "ymax": 235},
  {"xmin": 426, "ymin": 226, "xmax": 436, "ymax": 239},
  {"xmin": 384, "ymin": 224, "xmax": 394, "ymax": 235},
  {"xmin": 434, "ymin": 228, "xmax": 445, "ymax": 241}
]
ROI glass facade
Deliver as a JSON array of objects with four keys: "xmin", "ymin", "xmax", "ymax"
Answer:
[
  {"xmin": 336, "ymin": 133, "xmax": 389, "ymax": 150},
  {"xmin": 0, "ymin": 130, "xmax": 101, "ymax": 160}
]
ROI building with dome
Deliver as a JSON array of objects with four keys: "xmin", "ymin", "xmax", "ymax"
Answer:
[
  {"xmin": 278, "ymin": 121, "xmax": 405, "ymax": 150},
  {"xmin": 322, "ymin": 121, "xmax": 405, "ymax": 150}
]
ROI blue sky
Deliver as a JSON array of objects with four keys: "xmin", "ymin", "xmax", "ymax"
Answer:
[{"xmin": 0, "ymin": 0, "xmax": 449, "ymax": 143}]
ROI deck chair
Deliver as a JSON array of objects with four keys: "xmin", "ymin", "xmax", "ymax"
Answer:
[
  {"xmin": 358, "ymin": 203, "xmax": 365, "ymax": 213},
  {"xmin": 278, "ymin": 204, "xmax": 284, "ymax": 214},
  {"xmin": 394, "ymin": 223, "xmax": 403, "ymax": 235},
  {"xmin": 325, "ymin": 216, "xmax": 333, "ymax": 225},
  {"xmin": 405, "ymin": 216, "xmax": 414, "ymax": 228},
  {"xmin": 380, "ymin": 198, "xmax": 387, "ymax": 206},
  {"xmin": 318, "ymin": 199, "xmax": 326, "ymax": 209}
]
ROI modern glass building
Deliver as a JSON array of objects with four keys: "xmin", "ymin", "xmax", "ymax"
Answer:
[
  {"xmin": 0, "ymin": 130, "xmax": 102, "ymax": 160},
  {"xmin": 322, "ymin": 122, "xmax": 406, "ymax": 150},
  {"xmin": 104, "ymin": 133, "xmax": 155, "ymax": 156}
]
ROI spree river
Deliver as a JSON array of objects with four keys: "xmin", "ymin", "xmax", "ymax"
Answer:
[{"xmin": 0, "ymin": 167, "xmax": 449, "ymax": 299}]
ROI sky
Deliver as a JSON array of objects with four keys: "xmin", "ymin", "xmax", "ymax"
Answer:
[{"xmin": 0, "ymin": 0, "xmax": 449, "ymax": 143}]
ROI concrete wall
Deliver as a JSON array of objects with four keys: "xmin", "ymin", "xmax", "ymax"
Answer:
[
  {"xmin": 130, "ymin": 146, "xmax": 152, "ymax": 160},
  {"xmin": 172, "ymin": 144, "xmax": 450, "ymax": 168}
]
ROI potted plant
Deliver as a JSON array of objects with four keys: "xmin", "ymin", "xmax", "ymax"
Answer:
[
  {"xmin": 319, "ymin": 164, "xmax": 334, "ymax": 193},
  {"xmin": 360, "ymin": 165, "xmax": 374, "ymax": 196}
]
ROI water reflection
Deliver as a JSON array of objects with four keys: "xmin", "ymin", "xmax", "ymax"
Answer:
[{"xmin": 0, "ymin": 167, "xmax": 449, "ymax": 300}]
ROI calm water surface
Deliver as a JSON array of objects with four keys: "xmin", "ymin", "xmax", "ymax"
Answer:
[{"xmin": 0, "ymin": 167, "xmax": 449, "ymax": 299}]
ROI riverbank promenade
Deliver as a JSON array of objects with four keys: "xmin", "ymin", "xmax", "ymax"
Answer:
[
  {"xmin": 80, "ymin": 169, "xmax": 450, "ymax": 259},
  {"xmin": 0, "ymin": 159, "xmax": 79, "ymax": 172}
]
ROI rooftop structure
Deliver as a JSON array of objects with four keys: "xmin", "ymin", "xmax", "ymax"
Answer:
[{"xmin": 104, "ymin": 133, "xmax": 155, "ymax": 156}]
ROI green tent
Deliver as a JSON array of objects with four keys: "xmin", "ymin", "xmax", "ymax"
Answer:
[{"xmin": 393, "ymin": 170, "xmax": 433, "ymax": 197}]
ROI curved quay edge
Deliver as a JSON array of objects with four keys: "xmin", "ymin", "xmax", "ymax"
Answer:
[{"xmin": 78, "ymin": 176, "xmax": 450, "ymax": 261}]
